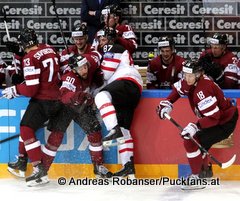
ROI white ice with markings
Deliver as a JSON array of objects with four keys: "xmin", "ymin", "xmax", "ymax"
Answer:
[{"xmin": 0, "ymin": 178, "xmax": 239, "ymax": 201}]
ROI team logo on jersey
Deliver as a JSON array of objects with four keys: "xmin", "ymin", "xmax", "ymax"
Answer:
[
  {"xmin": 198, "ymin": 96, "xmax": 217, "ymax": 111},
  {"xmin": 104, "ymin": 52, "xmax": 114, "ymax": 59}
]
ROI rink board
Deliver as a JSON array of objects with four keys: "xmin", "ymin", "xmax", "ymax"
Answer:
[{"xmin": 0, "ymin": 90, "xmax": 240, "ymax": 179}]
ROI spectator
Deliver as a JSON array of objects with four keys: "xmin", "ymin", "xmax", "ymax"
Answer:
[
  {"xmin": 81, "ymin": 0, "xmax": 120, "ymax": 43},
  {"xmin": 146, "ymin": 36, "xmax": 185, "ymax": 89}
]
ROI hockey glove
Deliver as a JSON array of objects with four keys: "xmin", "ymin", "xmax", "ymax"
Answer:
[
  {"xmin": 2, "ymin": 86, "xmax": 19, "ymax": 99},
  {"xmin": 71, "ymin": 91, "xmax": 94, "ymax": 106},
  {"xmin": 5, "ymin": 41, "xmax": 25, "ymax": 57},
  {"xmin": 181, "ymin": 123, "xmax": 199, "ymax": 140},
  {"xmin": 156, "ymin": 100, "xmax": 173, "ymax": 119}
]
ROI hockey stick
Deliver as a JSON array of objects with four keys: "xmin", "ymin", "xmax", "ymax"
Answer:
[
  {"xmin": 0, "ymin": 121, "xmax": 49, "ymax": 144},
  {"xmin": 1, "ymin": 7, "xmax": 18, "ymax": 74},
  {"xmin": 0, "ymin": 133, "xmax": 19, "ymax": 144},
  {"xmin": 164, "ymin": 113, "xmax": 236, "ymax": 169},
  {"xmin": 51, "ymin": 0, "xmax": 70, "ymax": 54}
]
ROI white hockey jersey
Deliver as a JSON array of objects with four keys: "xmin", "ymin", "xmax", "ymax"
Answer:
[{"xmin": 100, "ymin": 43, "xmax": 143, "ymax": 91}]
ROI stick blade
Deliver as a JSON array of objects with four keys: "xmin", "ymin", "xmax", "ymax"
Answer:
[{"xmin": 221, "ymin": 154, "xmax": 236, "ymax": 169}]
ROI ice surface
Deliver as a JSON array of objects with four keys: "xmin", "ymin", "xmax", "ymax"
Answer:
[{"xmin": 0, "ymin": 178, "xmax": 239, "ymax": 201}]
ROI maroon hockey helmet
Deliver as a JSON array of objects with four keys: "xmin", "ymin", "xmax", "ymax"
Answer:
[{"xmin": 18, "ymin": 28, "xmax": 38, "ymax": 49}]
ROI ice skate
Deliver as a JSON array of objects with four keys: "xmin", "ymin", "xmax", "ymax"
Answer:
[
  {"xmin": 103, "ymin": 125, "xmax": 125, "ymax": 147},
  {"xmin": 199, "ymin": 163, "xmax": 213, "ymax": 179},
  {"xmin": 181, "ymin": 174, "xmax": 206, "ymax": 190},
  {"xmin": 94, "ymin": 164, "xmax": 113, "ymax": 178},
  {"xmin": 7, "ymin": 156, "xmax": 28, "ymax": 178},
  {"xmin": 113, "ymin": 157, "xmax": 135, "ymax": 179},
  {"xmin": 26, "ymin": 163, "xmax": 49, "ymax": 187}
]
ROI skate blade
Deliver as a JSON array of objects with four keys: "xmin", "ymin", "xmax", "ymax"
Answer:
[
  {"xmin": 7, "ymin": 167, "xmax": 25, "ymax": 178},
  {"xmin": 181, "ymin": 185, "xmax": 206, "ymax": 190},
  {"xmin": 26, "ymin": 176, "xmax": 49, "ymax": 187},
  {"xmin": 103, "ymin": 137, "xmax": 125, "ymax": 147}
]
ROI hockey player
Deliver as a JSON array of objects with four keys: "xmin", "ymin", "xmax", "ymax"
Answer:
[
  {"xmin": 94, "ymin": 27, "xmax": 143, "ymax": 177},
  {"xmin": 146, "ymin": 36, "xmax": 185, "ymax": 89},
  {"xmin": 156, "ymin": 59, "xmax": 238, "ymax": 190},
  {"xmin": 60, "ymin": 23, "xmax": 94, "ymax": 73},
  {"xmin": 91, "ymin": 29, "xmax": 107, "ymax": 55},
  {"xmin": 2, "ymin": 28, "xmax": 63, "ymax": 186},
  {"xmin": 100, "ymin": 4, "xmax": 137, "ymax": 56},
  {"xmin": 199, "ymin": 33, "xmax": 239, "ymax": 89},
  {"xmin": 41, "ymin": 53, "xmax": 112, "ymax": 179}
]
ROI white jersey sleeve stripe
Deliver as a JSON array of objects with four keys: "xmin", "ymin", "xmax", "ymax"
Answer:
[
  {"xmin": 203, "ymin": 106, "xmax": 219, "ymax": 116},
  {"xmin": 25, "ymin": 79, "xmax": 39, "ymax": 86},
  {"xmin": 186, "ymin": 149, "xmax": 201, "ymax": 158}
]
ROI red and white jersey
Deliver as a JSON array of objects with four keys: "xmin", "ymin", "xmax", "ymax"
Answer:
[
  {"xmin": 147, "ymin": 54, "xmax": 184, "ymax": 89},
  {"xmin": 167, "ymin": 75, "xmax": 236, "ymax": 128},
  {"xmin": 60, "ymin": 44, "xmax": 94, "ymax": 73},
  {"xmin": 115, "ymin": 24, "xmax": 138, "ymax": 56},
  {"xmin": 201, "ymin": 49, "xmax": 238, "ymax": 89},
  {"xmin": 60, "ymin": 53, "xmax": 102, "ymax": 101},
  {"xmin": 16, "ymin": 44, "xmax": 61, "ymax": 100},
  {"xmin": 101, "ymin": 43, "xmax": 143, "ymax": 92}
]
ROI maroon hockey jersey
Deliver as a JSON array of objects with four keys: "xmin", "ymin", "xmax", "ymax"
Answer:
[
  {"xmin": 167, "ymin": 75, "xmax": 236, "ymax": 128},
  {"xmin": 115, "ymin": 24, "xmax": 137, "ymax": 56},
  {"xmin": 147, "ymin": 54, "xmax": 185, "ymax": 89},
  {"xmin": 16, "ymin": 44, "xmax": 61, "ymax": 100},
  {"xmin": 60, "ymin": 53, "xmax": 102, "ymax": 103},
  {"xmin": 201, "ymin": 49, "xmax": 239, "ymax": 89}
]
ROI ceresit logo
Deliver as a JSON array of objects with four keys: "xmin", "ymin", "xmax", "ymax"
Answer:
[
  {"xmin": 2, "ymin": 4, "xmax": 44, "ymax": 15},
  {"xmin": 191, "ymin": 4, "xmax": 235, "ymax": 15},
  {"xmin": 143, "ymin": 4, "xmax": 186, "ymax": 15}
]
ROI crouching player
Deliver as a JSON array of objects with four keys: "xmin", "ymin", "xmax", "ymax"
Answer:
[{"xmin": 156, "ymin": 59, "xmax": 238, "ymax": 190}]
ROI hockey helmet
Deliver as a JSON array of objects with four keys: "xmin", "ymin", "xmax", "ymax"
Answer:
[
  {"xmin": 209, "ymin": 33, "xmax": 228, "ymax": 45},
  {"xmin": 101, "ymin": 4, "xmax": 122, "ymax": 17},
  {"xmin": 69, "ymin": 54, "xmax": 88, "ymax": 71},
  {"xmin": 97, "ymin": 29, "xmax": 105, "ymax": 38},
  {"xmin": 72, "ymin": 23, "xmax": 88, "ymax": 37},
  {"xmin": 158, "ymin": 36, "xmax": 175, "ymax": 49},
  {"xmin": 182, "ymin": 59, "xmax": 203, "ymax": 74},
  {"xmin": 18, "ymin": 28, "xmax": 38, "ymax": 49},
  {"xmin": 99, "ymin": 27, "xmax": 117, "ymax": 41}
]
